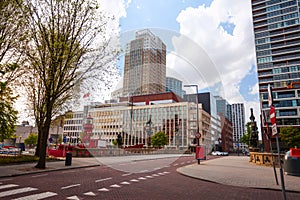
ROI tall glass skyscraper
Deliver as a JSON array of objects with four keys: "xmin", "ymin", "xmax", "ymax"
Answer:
[
  {"xmin": 123, "ymin": 29, "xmax": 166, "ymax": 96},
  {"xmin": 228, "ymin": 103, "xmax": 246, "ymax": 151},
  {"xmin": 251, "ymin": 0, "xmax": 300, "ymax": 130}
]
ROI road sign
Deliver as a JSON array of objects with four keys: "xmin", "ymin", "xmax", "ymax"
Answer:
[
  {"xmin": 272, "ymin": 124, "xmax": 277, "ymax": 136},
  {"xmin": 195, "ymin": 132, "xmax": 201, "ymax": 138},
  {"xmin": 270, "ymin": 105, "xmax": 276, "ymax": 125}
]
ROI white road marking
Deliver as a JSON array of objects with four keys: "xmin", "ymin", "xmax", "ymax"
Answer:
[
  {"xmin": 145, "ymin": 176, "xmax": 153, "ymax": 178},
  {"xmin": 110, "ymin": 184, "xmax": 121, "ymax": 188},
  {"xmin": 12, "ymin": 191, "xmax": 57, "ymax": 200},
  {"xmin": 130, "ymin": 179, "xmax": 139, "ymax": 182},
  {"xmin": 138, "ymin": 177, "xmax": 146, "ymax": 180},
  {"xmin": 122, "ymin": 173, "xmax": 132, "ymax": 176},
  {"xmin": 98, "ymin": 188, "xmax": 109, "ymax": 192},
  {"xmin": 154, "ymin": 167, "xmax": 161, "ymax": 170},
  {"xmin": 152, "ymin": 174, "xmax": 159, "ymax": 177},
  {"xmin": 0, "ymin": 184, "xmax": 18, "ymax": 190},
  {"xmin": 95, "ymin": 177, "xmax": 112, "ymax": 183},
  {"xmin": 61, "ymin": 184, "xmax": 80, "ymax": 190},
  {"xmin": 0, "ymin": 187, "xmax": 38, "ymax": 198},
  {"xmin": 120, "ymin": 182, "xmax": 130, "ymax": 185},
  {"xmin": 66, "ymin": 195, "xmax": 81, "ymax": 200},
  {"xmin": 84, "ymin": 192, "xmax": 96, "ymax": 196}
]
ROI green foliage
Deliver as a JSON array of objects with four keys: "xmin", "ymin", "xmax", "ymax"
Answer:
[
  {"xmin": 280, "ymin": 126, "xmax": 300, "ymax": 148},
  {"xmin": 240, "ymin": 122, "xmax": 251, "ymax": 146},
  {"xmin": 24, "ymin": 133, "xmax": 38, "ymax": 147},
  {"xmin": 240, "ymin": 133, "xmax": 250, "ymax": 146},
  {"xmin": 0, "ymin": 155, "xmax": 60, "ymax": 165},
  {"xmin": 112, "ymin": 140, "xmax": 117, "ymax": 146},
  {"xmin": 151, "ymin": 131, "xmax": 168, "ymax": 148},
  {"xmin": 0, "ymin": 82, "xmax": 18, "ymax": 142},
  {"xmin": 0, "ymin": 1, "xmax": 24, "ymax": 142}
]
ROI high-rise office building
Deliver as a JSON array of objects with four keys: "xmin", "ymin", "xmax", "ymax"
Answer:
[
  {"xmin": 228, "ymin": 103, "xmax": 246, "ymax": 151},
  {"xmin": 166, "ymin": 77, "xmax": 184, "ymax": 98},
  {"xmin": 251, "ymin": 1, "xmax": 300, "ymax": 129},
  {"xmin": 123, "ymin": 29, "xmax": 166, "ymax": 96}
]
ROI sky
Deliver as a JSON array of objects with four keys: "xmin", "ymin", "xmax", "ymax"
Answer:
[{"xmin": 100, "ymin": 0, "xmax": 260, "ymax": 129}]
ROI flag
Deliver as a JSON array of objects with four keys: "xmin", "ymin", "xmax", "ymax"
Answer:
[
  {"xmin": 267, "ymin": 84, "xmax": 273, "ymax": 107},
  {"xmin": 83, "ymin": 92, "xmax": 90, "ymax": 98}
]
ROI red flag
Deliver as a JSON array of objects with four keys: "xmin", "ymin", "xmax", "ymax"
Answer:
[{"xmin": 83, "ymin": 92, "xmax": 90, "ymax": 98}]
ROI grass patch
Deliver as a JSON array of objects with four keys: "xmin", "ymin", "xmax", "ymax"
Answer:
[{"xmin": 0, "ymin": 155, "xmax": 61, "ymax": 165}]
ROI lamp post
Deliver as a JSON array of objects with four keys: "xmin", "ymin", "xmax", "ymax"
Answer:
[{"xmin": 184, "ymin": 84, "xmax": 200, "ymax": 164}]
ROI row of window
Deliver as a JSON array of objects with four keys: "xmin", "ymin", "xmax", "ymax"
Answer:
[
  {"xmin": 255, "ymin": 12, "xmax": 299, "ymax": 28},
  {"xmin": 267, "ymin": 6, "xmax": 297, "ymax": 18},
  {"xmin": 255, "ymin": 24, "xmax": 300, "ymax": 41},
  {"xmin": 268, "ymin": 19, "xmax": 300, "ymax": 30},
  {"xmin": 273, "ymin": 64, "xmax": 300, "ymax": 74},
  {"xmin": 266, "ymin": 1, "xmax": 296, "ymax": 12},
  {"xmin": 273, "ymin": 72, "xmax": 300, "ymax": 80},
  {"xmin": 258, "ymin": 56, "xmax": 273, "ymax": 63}
]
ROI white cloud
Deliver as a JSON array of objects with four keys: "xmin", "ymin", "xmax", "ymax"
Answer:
[
  {"xmin": 249, "ymin": 83, "xmax": 259, "ymax": 95},
  {"xmin": 175, "ymin": 0, "xmax": 256, "ymax": 104}
]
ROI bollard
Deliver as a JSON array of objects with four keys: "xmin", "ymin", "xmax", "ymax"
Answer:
[{"xmin": 65, "ymin": 152, "xmax": 72, "ymax": 166}]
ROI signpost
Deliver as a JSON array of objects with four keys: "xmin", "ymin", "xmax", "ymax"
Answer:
[{"xmin": 267, "ymin": 84, "xmax": 286, "ymax": 200}]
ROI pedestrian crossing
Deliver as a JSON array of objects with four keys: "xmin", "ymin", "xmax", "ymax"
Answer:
[
  {"xmin": 0, "ymin": 183, "xmax": 57, "ymax": 200},
  {"xmin": 0, "ymin": 169, "xmax": 175, "ymax": 199}
]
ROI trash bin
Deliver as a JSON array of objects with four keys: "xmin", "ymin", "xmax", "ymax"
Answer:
[
  {"xmin": 65, "ymin": 152, "xmax": 72, "ymax": 166},
  {"xmin": 284, "ymin": 150, "xmax": 300, "ymax": 176}
]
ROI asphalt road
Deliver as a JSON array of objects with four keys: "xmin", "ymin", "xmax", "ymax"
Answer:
[{"xmin": 0, "ymin": 156, "xmax": 299, "ymax": 200}]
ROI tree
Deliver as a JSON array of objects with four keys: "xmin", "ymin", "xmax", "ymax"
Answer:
[
  {"xmin": 240, "ymin": 122, "xmax": 251, "ymax": 146},
  {"xmin": 151, "ymin": 131, "xmax": 168, "ymax": 148},
  {"xmin": 24, "ymin": 133, "xmax": 38, "ymax": 148},
  {"xmin": 280, "ymin": 126, "xmax": 300, "ymax": 148},
  {"xmin": 0, "ymin": 1, "xmax": 26, "ymax": 141},
  {"xmin": 17, "ymin": 0, "xmax": 119, "ymax": 169}
]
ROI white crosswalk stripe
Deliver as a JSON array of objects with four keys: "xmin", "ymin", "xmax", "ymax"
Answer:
[
  {"xmin": 0, "ymin": 184, "xmax": 18, "ymax": 190},
  {"xmin": 0, "ymin": 187, "xmax": 38, "ymax": 198},
  {"xmin": 0, "ymin": 183, "xmax": 57, "ymax": 200},
  {"xmin": 12, "ymin": 191, "xmax": 57, "ymax": 200}
]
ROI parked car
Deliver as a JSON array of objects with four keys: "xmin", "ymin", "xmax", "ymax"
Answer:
[{"xmin": 212, "ymin": 151, "xmax": 229, "ymax": 156}]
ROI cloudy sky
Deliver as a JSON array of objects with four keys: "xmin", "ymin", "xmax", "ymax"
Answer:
[{"xmin": 101, "ymin": 0, "xmax": 260, "ymax": 124}]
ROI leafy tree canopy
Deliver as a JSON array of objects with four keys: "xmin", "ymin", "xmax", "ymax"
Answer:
[
  {"xmin": 24, "ymin": 133, "xmax": 38, "ymax": 147},
  {"xmin": 151, "ymin": 131, "xmax": 168, "ymax": 148},
  {"xmin": 280, "ymin": 126, "xmax": 300, "ymax": 148}
]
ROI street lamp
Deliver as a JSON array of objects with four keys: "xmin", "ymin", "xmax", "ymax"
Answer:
[{"xmin": 184, "ymin": 84, "xmax": 200, "ymax": 146}]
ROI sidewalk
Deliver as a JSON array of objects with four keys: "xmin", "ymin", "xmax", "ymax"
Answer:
[{"xmin": 177, "ymin": 156, "xmax": 300, "ymax": 192}]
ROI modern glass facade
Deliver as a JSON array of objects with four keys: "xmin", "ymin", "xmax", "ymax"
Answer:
[
  {"xmin": 251, "ymin": 0, "xmax": 300, "ymax": 127},
  {"xmin": 123, "ymin": 29, "xmax": 166, "ymax": 96},
  {"xmin": 88, "ymin": 102, "xmax": 211, "ymax": 151},
  {"xmin": 166, "ymin": 77, "xmax": 184, "ymax": 98}
]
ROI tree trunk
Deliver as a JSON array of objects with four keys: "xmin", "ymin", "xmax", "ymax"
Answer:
[{"xmin": 35, "ymin": 112, "xmax": 52, "ymax": 169}]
